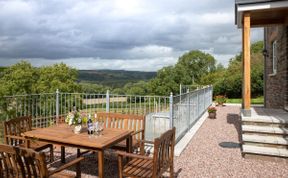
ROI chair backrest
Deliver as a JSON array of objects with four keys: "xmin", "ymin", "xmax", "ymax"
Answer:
[
  {"xmin": 152, "ymin": 127, "xmax": 176, "ymax": 178},
  {"xmin": 4, "ymin": 116, "xmax": 32, "ymax": 146},
  {"xmin": 0, "ymin": 143, "xmax": 48, "ymax": 178},
  {"xmin": 96, "ymin": 112, "xmax": 145, "ymax": 140}
]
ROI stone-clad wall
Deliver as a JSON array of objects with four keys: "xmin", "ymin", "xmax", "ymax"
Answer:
[{"xmin": 264, "ymin": 25, "xmax": 288, "ymax": 110}]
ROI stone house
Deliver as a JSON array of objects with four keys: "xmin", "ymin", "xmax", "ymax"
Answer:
[
  {"xmin": 235, "ymin": 0, "xmax": 288, "ymax": 159},
  {"xmin": 264, "ymin": 26, "xmax": 288, "ymax": 110}
]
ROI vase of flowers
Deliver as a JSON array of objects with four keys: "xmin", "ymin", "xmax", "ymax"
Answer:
[
  {"xmin": 208, "ymin": 106, "xmax": 217, "ymax": 119},
  {"xmin": 65, "ymin": 107, "xmax": 88, "ymax": 134}
]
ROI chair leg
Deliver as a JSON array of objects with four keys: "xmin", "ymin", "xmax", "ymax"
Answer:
[
  {"xmin": 118, "ymin": 155, "xmax": 123, "ymax": 178},
  {"xmin": 61, "ymin": 146, "xmax": 65, "ymax": 163},
  {"xmin": 169, "ymin": 163, "xmax": 174, "ymax": 178},
  {"xmin": 50, "ymin": 145, "xmax": 54, "ymax": 162}
]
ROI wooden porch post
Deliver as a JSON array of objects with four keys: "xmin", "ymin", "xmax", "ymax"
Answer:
[{"xmin": 242, "ymin": 12, "xmax": 251, "ymax": 116}]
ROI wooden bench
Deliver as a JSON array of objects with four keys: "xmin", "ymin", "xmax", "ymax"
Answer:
[
  {"xmin": 0, "ymin": 143, "xmax": 84, "ymax": 177},
  {"xmin": 3, "ymin": 116, "xmax": 54, "ymax": 162},
  {"xmin": 97, "ymin": 112, "xmax": 145, "ymax": 152},
  {"xmin": 117, "ymin": 127, "xmax": 176, "ymax": 178}
]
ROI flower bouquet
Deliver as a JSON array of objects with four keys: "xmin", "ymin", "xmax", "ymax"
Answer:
[{"xmin": 65, "ymin": 108, "xmax": 88, "ymax": 134}]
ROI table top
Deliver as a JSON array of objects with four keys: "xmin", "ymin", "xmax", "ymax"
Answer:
[{"xmin": 23, "ymin": 124, "xmax": 133, "ymax": 150}]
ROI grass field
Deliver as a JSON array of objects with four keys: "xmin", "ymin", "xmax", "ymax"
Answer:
[{"xmin": 226, "ymin": 96, "xmax": 264, "ymax": 104}]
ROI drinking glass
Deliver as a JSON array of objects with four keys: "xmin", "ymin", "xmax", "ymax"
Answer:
[
  {"xmin": 93, "ymin": 121, "xmax": 100, "ymax": 137},
  {"xmin": 98, "ymin": 121, "xmax": 104, "ymax": 135}
]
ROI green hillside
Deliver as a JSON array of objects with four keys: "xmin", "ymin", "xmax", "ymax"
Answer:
[{"xmin": 78, "ymin": 70, "xmax": 156, "ymax": 87}]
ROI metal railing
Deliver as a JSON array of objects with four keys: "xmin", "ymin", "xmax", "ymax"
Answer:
[
  {"xmin": 173, "ymin": 86, "xmax": 213, "ymax": 142},
  {"xmin": 0, "ymin": 85, "xmax": 212, "ymax": 142}
]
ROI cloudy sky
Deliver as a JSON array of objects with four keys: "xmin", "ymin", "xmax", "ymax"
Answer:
[{"xmin": 0, "ymin": 0, "xmax": 263, "ymax": 71}]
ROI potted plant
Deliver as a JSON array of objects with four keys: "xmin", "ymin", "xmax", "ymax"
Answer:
[
  {"xmin": 208, "ymin": 106, "xmax": 217, "ymax": 119},
  {"xmin": 215, "ymin": 95, "xmax": 227, "ymax": 106}
]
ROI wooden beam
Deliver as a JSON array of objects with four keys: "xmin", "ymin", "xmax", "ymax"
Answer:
[
  {"xmin": 250, "ymin": 18, "xmax": 286, "ymax": 27},
  {"xmin": 242, "ymin": 12, "xmax": 251, "ymax": 112}
]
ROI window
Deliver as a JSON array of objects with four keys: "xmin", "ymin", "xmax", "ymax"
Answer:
[{"xmin": 272, "ymin": 40, "xmax": 277, "ymax": 74}]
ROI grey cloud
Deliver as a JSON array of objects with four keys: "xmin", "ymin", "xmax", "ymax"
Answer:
[{"xmin": 0, "ymin": 0, "xmax": 263, "ymax": 70}]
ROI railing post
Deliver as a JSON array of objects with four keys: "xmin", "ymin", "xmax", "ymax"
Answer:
[
  {"xmin": 204, "ymin": 87, "xmax": 206, "ymax": 108},
  {"xmin": 211, "ymin": 85, "xmax": 213, "ymax": 105},
  {"xmin": 56, "ymin": 89, "xmax": 59, "ymax": 125},
  {"xmin": 180, "ymin": 84, "xmax": 182, "ymax": 104},
  {"xmin": 188, "ymin": 89, "xmax": 191, "ymax": 126},
  {"xmin": 106, "ymin": 90, "xmax": 110, "ymax": 113},
  {"xmin": 169, "ymin": 92, "xmax": 173, "ymax": 129},
  {"xmin": 197, "ymin": 89, "xmax": 199, "ymax": 117}
]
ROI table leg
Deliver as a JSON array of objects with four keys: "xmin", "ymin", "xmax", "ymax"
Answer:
[
  {"xmin": 25, "ymin": 139, "xmax": 30, "ymax": 148},
  {"xmin": 126, "ymin": 135, "xmax": 132, "ymax": 153},
  {"xmin": 126, "ymin": 135, "xmax": 132, "ymax": 162},
  {"xmin": 61, "ymin": 146, "xmax": 65, "ymax": 163},
  {"xmin": 98, "ymin": 150, "xmax": 104, "ymax": 178}
]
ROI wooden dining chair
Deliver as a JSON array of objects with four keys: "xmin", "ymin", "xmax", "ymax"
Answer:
[
  {"xmin": 4, "ymin": 116, "xmax": 54, "ymax": 162},
  {"xmin": 117, "ymin": 127, "xmax": 176, "ymax": 178},
  {"xmin": 97, "ymin": 112, "xmax": 146, "ymax": 153},
  {"xmin": 0, "ymin": 143, "xmax": 84, "ymax": 178}
]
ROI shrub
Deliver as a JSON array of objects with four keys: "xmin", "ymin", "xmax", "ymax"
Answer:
[{"xmin": 215, "ymin": 95, "xmax": 227, "ymax": 105}]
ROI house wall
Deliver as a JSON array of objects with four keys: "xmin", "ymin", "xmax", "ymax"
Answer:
[{"xmin": 264, "ymin": 25, "xmax": 288, "ymax": 110}]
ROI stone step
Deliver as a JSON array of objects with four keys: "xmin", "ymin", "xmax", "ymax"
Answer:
[
  {"xmin": 242, "ymin": 125, "xmax": 288, "ymax": 134},
  {"xmin": 242, "ymin": 115, "xmax": 288, "ymax": 124},
  {"xmin": 242, "ymin": 145, "xmax": 288, "ymax": 157},
  {"xmin": 242, "ymin": 134, "xmax": 288, "ymax": 145}
]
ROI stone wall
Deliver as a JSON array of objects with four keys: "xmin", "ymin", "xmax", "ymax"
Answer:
[{"xmin": 264, "ymin": 25, "xmax": 288, "ymax": 110}]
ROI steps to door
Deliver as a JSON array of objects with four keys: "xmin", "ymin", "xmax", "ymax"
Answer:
[
  {"xmin": 242, "ymin": 145, "xmax": 288, "ymax": 157},
  {"xmin": 241, "ymin": 112, "xmax": 288, "ymax": 158}
]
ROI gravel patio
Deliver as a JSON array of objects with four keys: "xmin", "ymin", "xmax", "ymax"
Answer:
[{"xmin": 50, "ymin": 105, "xmax": 288, "ymax": 177}]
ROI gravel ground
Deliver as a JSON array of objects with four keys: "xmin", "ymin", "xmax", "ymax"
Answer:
[
  {"xmin": 175, "ymin": 105, "xmax": 288, "ymax": 178},
  {"xmin": 49, "ymin": 105, "xmax": 288, "ymax": 177}
]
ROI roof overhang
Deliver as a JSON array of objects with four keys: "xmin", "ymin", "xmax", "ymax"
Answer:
[{"xmin": 235, "ymin": 0, "xmax": 288, "ymax": 28}]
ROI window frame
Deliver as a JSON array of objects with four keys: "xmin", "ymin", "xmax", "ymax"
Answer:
[{"xmin": 272, "ymin": 40, "xmax": 277, "ymax": 75}]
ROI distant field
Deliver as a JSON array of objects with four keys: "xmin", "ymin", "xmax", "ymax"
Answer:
[{"xmin": 226, "ymin": 96, "xmax": 264, "ymax": 104}]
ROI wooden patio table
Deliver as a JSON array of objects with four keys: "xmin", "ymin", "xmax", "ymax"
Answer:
[{"xmin": 22, "ymin": 124, "xmax": 133, "ymax": 178}]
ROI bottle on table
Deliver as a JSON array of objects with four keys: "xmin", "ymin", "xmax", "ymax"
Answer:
[{"xmin": 87, "ymin": 114, "xmax": 93, "ymax": 135}]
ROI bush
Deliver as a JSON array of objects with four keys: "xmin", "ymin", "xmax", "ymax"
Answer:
[{"xmin": 215, "ymin": 95, "xmax": 227, "ymax": 105}]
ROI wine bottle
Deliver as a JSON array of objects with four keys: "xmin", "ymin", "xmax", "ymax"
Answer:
[{"xmin": 87, "ymin": 114, "xmax": 93, "ymax": 135}]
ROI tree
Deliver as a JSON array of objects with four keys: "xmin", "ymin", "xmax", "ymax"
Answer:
[
  {"xmin": 175, "ymin": 50, "xmax": 216, "ymax": 84},
  {"xmin": 204, "ymin": 41, "xmax": 264, "ymax": 98},
  {"xmin": 124, "ymin": 81, "xmax": 148, "ymax": 95},
  {"xmin": 146, "ymin": 50, "xmax": 217, "ymax": 96},
  {"xmin": 0, "ymin": 61, "xmax": 38, "ymax": 96},
  {"xmin": 147, "ymin": 66, "xmax": 179, "ymax": 95},
  {"xmin": 34, "ymin": 63, "xmax": 80, "ymax": 93},
  {"xmin": 80, "ymin": 82, "xmax": 109, "ymax": 94},
  {"xmin": 0, "ymin": 61, "xmax": 39, "ymax": 119}
]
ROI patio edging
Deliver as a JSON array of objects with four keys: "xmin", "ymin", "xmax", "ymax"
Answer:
[{"xmin": 174, "ymin": 111, "xmax": 208, "ymax": 156}]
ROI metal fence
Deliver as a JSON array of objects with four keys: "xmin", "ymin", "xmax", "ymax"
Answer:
[
  {"xmin": 173, "ymin": 86, "xmax": 213, "ymax": 142},
  {"xmin": 0, "ymin": 85, "xmax": 212, "ymax": 142}
]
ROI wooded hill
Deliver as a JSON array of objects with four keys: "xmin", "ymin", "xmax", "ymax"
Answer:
[{"xmin": 78, "ymin": 70, "xmax": 156, "ymax": 87}]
